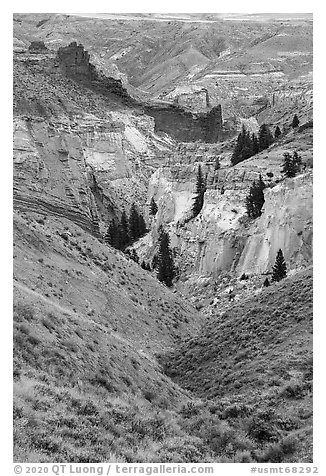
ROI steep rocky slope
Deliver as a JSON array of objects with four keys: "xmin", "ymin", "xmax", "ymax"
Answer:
[
  {"xmin": 135, "ymin": 126, "xmax": 312, "ymax": 289},
  {"xmin": 13, "ymin": 46, "xmax": 177, "ymax": 233}
]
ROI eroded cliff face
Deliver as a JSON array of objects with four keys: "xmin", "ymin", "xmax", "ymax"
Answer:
[
  {"xmin": 143, "ymin": 150, "xmax": 312, "ymax": 280},
  {"xmin": 13, "ymin": 110, "xmax": 176, "ymax": 234},
  {"xmin": 237, "ymin": 173, "xmax": 313, "ymax": 275},
  {"xmin": 13, "ymin": 117, "xmax": 100, "ymax": 236},
  {"xmin": 13, "ymin": 47, "xmax": 177, "ymax": 233}
]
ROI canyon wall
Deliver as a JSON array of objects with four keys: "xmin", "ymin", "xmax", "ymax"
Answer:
[
  {"xmin": 55, "ymin": 42, "xmax": 225, "ymax": 144},
  {"xmin": 144, "ymin": 151, "xmax": 312, "ymax": 279}
]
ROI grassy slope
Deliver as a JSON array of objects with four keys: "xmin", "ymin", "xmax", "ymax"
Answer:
[
  {"xmin": 13, "ymin": 211, "xmax": 202, "ymax": 462},
  {"xmin": 14, "ymin": 212, "xmax": 313, "ymax": 464},
  {"xmin": 161, "ymin": 268, "xmax": 312, "ymax": 397},
  {"xmin": 160, "ymin": 269, "xmax": 313, "ymax": 461}
]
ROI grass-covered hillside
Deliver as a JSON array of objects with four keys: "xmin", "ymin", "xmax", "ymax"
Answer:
[
  {"xmin": 13, "ymin": 211, "xmax": 313, "ymax": 464},
  {"xmin": 159, "ymin": 269, "xmax": 313, "ymax": 462},
  {"xmin": 13, "ymin": 210, "xmax": 201, "ymax": 462},
  {"xmin": 161, "ymin": 268, "xmax": 312, "ymax": 398}
]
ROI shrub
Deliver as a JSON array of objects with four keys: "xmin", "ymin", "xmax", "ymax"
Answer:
[
  {"xmin": 14, "ymin": 303, "xmax": 35, "ymax": 322},
  {"xmin": 247, "ymin": 412, "xmax": 280, "ymax": 443},
  {"xmin": 280, "ymin": 379, "xmax": 306, "ymax": 399}
]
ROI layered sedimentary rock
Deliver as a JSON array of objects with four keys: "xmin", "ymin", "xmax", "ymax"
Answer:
[
  {"xmin": 13, "ymin": 118, "xmax": 100, "ymax": 236},
  {"xmin": 144, "ymin": 149, "xmax": 312, "ymax": 279},
  {"xmin": 54, "ymin": 42, "xmax": 225, "ymax": 143}
]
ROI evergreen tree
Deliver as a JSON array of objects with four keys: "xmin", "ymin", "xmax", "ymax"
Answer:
[
  {"xmin": 141, "ymin": 260, "xmax": 146, "ymax": 270},
  {"xmin": 192, "ymin": 164, "xmax": 206, "ymax": 218},
  {"xmin": 149, "ymin": 197, "xmax": 158, "ymax": 216},
  {"xmin": 274, "ymin": 125, "xmax": 282, "ymax": 139},
  {"xmin": 252, "ymin": 133, "xmax": 260, "ymax": 155},
  {"xmin": 263, "ymin": 277, "xmax": 270, "ymax": 287},
  {"xmin": 129, "ymin": 203, "xmax": 140, "ymax": 242},
  {"xmin": 157, "ymin": 227, "xmax": 175, "ymax": 287},
  {"xmin": 138, "ymin": 214, "xmax": 147, "ymax": 237},
  {"xmin": 281, "ymin": 152, "xmax": 296, "ymax": 178},
  {"xmin": 104, "ymin": 220, "xmax": 121, "ymax": 249},
  {"xmin": 258, "ymin": 123, "xmax": 274, "ymax": 151},
  {"xmin": 119, "ymin": 210, "xmax": 129, "ymax": 249},
  {"xmin": 292, "ymin": 114, "xmax": 300, "ymax": 128},
  {"xmin": 231, "ymin": 125, "xmax": 254, "ymax": 165},
  {"xmin": 245, "ymin": 176, "xmax": 265, "ymax": 218},
  {"xmin": 271, "ymin": 249, "xmax": 287, "ymax": 282},
  {"xmin": 292, "ymin": 151, "xmax": 302, "ymax": 175}
]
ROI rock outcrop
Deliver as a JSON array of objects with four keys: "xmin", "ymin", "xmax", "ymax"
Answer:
[
  {"xmin": 145, "ymin": 104, "xmax": 224, "ymax": 143},
  {"xmin": 54, "ymin": 42, "xmax": 226, "ymax": 143},
  {"xmin": 28, "ymin": 41, "xmax": 48, "ymax": 53},
  {"xmin": 56, "ymin": 41, "xmax": 97, "ymax": 80}
]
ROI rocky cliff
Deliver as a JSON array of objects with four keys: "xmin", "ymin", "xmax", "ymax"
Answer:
[
  {"xmin": 13, "ymin": 47, "xmax": 178, "ymax": 235},
  {"xmin": 139, "ymin": 132, "xmax": 312, "ymax": 284}
]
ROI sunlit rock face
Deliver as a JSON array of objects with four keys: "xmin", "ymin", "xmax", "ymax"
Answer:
[
  {"xmin": 13, "ymin": 117, "xmax": 100, "ymax": 236},
  {"xmin": 145, "ymin": 157, "xmax": 312, "ymax": 279},
  {"xmin": 236, "ymin": 172, "xmax": 313, "ymax": 275}
]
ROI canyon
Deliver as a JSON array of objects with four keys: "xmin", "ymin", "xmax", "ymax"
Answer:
[{"xmin": 13, "ymin": 13, "xmax": 313, "ymax": 464}]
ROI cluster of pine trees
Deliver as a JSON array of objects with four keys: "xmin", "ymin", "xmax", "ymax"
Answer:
[
  {"xmin": 104, "ymin": 203, "xmax": 147, "ymax": 251},
  {"xmin": 245, "ymin": 174, "xmax": 266, "ymax": 218},
  {"xmin": 231, "ymin": 124, "xmax": 275, "ymax": 166},
  {"xmin": 281, "ymin": 151, "xmax": 302, "ymax": 178}
]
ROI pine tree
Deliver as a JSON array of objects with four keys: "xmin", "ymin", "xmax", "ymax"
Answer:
[
  {"xmin": 292, "ymin": 114, "xmax": 300, "ymax": 128},
  {"xmin": 128, "ymin": 203, "xmax": 140, "ymax": 242},
  {"xmin": 292, "ymin": 151, "xmax": 302, "ymax": 175},
  {"xmin": 138, "ymin": 214, "xmax": 147, "ymax": 237},
  {"xmin": 281, "ymin": 152, "xmax": 296, "ymax": 178},
  {"xmin": 263, "ymin": 277, "xmax": 270, "ymax": 287},
  {"xmin": 192, "ymin": 164, "xmax": 206, "ymax": 218},
  {"xmin": 245, "ymin": 176, "xmax": 265, "ymax": 218},
  {"xmin": 271, "ymin": 249, "xmax": 287, "ymax": 282},
  {"xmin": 104, "ymin": 220, "xmax": 121, "ymax": 249},
  {"xmin": 119, "ymin": 210, "xmax": 129, "ymax": 249},
  {"xmin": 157, "ymin": 227, "xmax": 175, "ymax": 287},
  {"xmin": 258, "ymin": 124, "xmax": 274, "ymax": 151},
  {"xmin": 231, "ymin": 125, "xmax": 255, "ymax": 165},
  {"xmin": 252, "ymin": 133, "xmax": 260, "ymax": 155},
  {"xmin": 149, "ymin": 197, "xmax": 158, "ymax": 216},
  {"xmin": 274, "ymin": 125, "xmax": 282, "ymax": 139}
]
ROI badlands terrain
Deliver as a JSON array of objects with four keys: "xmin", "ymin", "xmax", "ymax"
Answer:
[{"xmin": 13, "ymin": 13, "xmax": 313, "ymax": 463}]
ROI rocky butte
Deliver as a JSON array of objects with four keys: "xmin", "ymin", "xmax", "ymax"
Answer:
[{"xmin": 54, "ymin": 41, "xmax": 226, "ymax": 143}]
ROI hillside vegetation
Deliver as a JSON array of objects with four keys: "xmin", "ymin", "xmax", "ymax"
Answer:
[
  {"xmin": 159, "ymin": 269, "xmax": 313, "ymax": 461},
  {"xmin": 161, "ymin": 268, "xmax": 312, "ymax": 398},
  {"xmin": 13, "ymin": 211, "xmax": 313, "ymax": 463}
]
